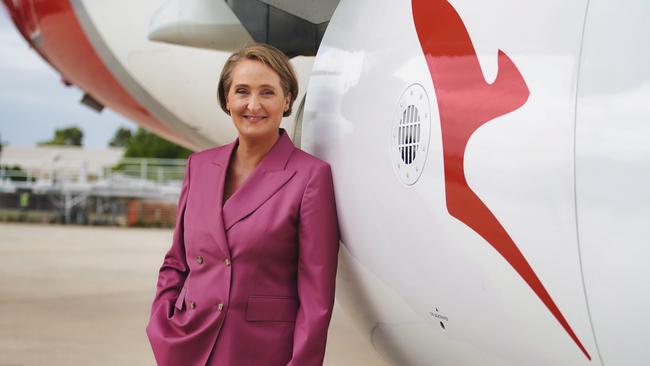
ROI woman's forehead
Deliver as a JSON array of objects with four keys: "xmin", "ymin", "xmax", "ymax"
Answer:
[{"xmin": 231, "ymin": 59, "xmax": 281, "ymax": 87}]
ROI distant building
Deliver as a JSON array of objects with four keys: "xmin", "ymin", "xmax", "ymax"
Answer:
[
  {"xmin": 0, "ymin": 145, "xmax": 183, "ymax": 227},
  {"xmin": 0, "ymin": 145, "xmax": 124, "ymax": 178}
]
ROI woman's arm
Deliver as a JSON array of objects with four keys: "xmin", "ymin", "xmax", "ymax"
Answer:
[
  {"xmin": 148, "ymin": 154, "xmax": 193, "ymax": 317},
  {"xmin": 288, "ymin": 162, "xmax": 340, "ymax": 366}
]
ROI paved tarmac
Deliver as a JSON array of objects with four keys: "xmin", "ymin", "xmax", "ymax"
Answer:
[{"xmin": 0, "ymin": 223, "xmax": 389, "ymax": 366}]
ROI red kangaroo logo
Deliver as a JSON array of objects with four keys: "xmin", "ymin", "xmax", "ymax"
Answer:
[{"xmin": 412, "ymin": 0, "xmax": 591, "ymax": 360}]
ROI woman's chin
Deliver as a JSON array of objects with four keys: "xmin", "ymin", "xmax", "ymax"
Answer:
[{"xmin": 237, "ymin": 123, "xmax": 279, "ymax": 140}]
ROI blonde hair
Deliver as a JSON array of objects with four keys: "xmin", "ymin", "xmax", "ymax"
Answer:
[{"xmin": 218, "ymin": 43, "xmax": 299, "ymax": 117}]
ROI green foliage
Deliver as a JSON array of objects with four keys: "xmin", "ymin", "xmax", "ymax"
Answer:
[
  {"xmin": 39, "ymin": 126, "xmax": 83, "ymax": 146},
  {"xmin": 0, "ymin": 165, "xmax": 35, "ymax": 182},
  {"xmin": 124, "ymin": 128, "xmax": 191, "ymax": 159},
  {"xmin": 109, "ymin": 127, "xmax": 132, "ymax": 147}
]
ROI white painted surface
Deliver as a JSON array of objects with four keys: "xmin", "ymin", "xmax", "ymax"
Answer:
[
  {"xmin": 576, "ymin": 1, "xmax": 650, "ymax": 365},
  {"xmin": 148, "ymin": 0, "xmax": 253, "ymax": 51}
]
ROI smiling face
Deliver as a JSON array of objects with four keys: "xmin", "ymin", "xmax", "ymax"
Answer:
[{"xmin": 226, "ymin": 59, "xmax": 291, "ymax": 142}]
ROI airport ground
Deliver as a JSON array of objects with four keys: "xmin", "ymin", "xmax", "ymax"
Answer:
[{"xmin": 0, "ymin": 223, "xmax": 388, "ymax": 366}]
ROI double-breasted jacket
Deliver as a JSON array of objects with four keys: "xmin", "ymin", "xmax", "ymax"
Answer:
[{"xmin": 146, "ymin": 130, "xmax": 340, "ymax": 365}]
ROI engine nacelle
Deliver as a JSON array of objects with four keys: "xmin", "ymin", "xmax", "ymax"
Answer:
[{"xmin": 301, "ymin": 1, "xmax": 650, "ymax": 365}]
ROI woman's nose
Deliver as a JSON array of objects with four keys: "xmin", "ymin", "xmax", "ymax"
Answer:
[{"xmin": 247, "ymin": 95, "xmax": 261, "ymax": 111}]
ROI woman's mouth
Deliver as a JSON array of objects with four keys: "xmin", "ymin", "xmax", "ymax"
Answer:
[{"xmin": 244, "ymin": 115, "xmax": 267, "ymax": 122}]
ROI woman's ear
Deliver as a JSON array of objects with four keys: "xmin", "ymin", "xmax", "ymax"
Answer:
[
  {"xmin": 224, "ymin": 92, "xmax": 231, "ymax": 115},
  {"xmin": 284, "ymin": 92, "xmax": 292, "ymax": 111}
]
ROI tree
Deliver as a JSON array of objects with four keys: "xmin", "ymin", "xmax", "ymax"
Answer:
[
  {"xmin": 124, "ymin": 128, "xmax": 191, "ymax": 159},
  {"xmin": 39, "ymin": 126, "xmax": 83, "ymax": 146},
  {"xmin": 109, "ymin": 127, "xmax": 132, "ymax": 147},
  {"xmin": 0, "ymin": 165, "xmax": 35, "ymax": 182}
]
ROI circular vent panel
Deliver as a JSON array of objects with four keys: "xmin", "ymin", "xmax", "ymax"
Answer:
[{"xmin": 391, "ymin": 84, "xmax": 431, "ymax": 185}]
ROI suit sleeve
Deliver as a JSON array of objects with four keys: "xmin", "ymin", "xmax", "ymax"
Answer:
[
  {"xmin": 148, "ymin": 154, "xmax": 192, "ymax": 317},
  {"xmin": 288, "ymin": 163, "xmax": 340, "ymax": 366}
]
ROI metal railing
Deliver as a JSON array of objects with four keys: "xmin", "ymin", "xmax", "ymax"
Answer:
[{"xmin": 1, "ymin": 158, "xmax": 187, "ymax": 224}]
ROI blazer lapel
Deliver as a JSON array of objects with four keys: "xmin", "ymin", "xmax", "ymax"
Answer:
[
  {"xmin": 222, "ymin": 130, "xmax": 296, "ymax": 232},
  {"xmin": 210, "ymin": 140, "xmax": 237, "ymax": 258}
]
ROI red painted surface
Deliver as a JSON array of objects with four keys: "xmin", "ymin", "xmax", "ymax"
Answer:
[
  {"xmin": 2, "ymin": 0, "xmax": 191, "ymax": 147},
  {"xmin": 412, "ymin": 0, "xmax": 591, "ymax": 360}
]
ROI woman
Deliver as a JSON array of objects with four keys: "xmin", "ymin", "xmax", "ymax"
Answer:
[{"xmin": 145, "ymin": 43, "xmax": 340, "ymax": 366}]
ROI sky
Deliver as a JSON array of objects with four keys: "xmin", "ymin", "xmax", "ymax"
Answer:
[{"xmin": 0, "ymin": 9, "xmax": 136, "ymax": 149}]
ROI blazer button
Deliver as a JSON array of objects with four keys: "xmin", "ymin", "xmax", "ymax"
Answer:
[
  {"xmin": 196, "ymin": 256, "xmax": 204, "ymax": 265},
  {"xmin": 217, "ymin": 303, "xmax": 224, "ymax": 311},
  {"xmin": 189, "ymin": 301, "xmax": 196, "ymax": 309},
  {"xmin": 224, "ymin": 258, "xmax": 231, "ymax": 266}
]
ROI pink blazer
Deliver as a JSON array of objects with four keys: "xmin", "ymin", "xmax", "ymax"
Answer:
[{"xmin": 145, "ymin": 129, "xmax": 340, "ymax": 366}]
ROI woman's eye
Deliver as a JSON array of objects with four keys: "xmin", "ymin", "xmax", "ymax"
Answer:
[
  {"xmin": 235, "ymin": 89, "xmax": 248, "ymax": 94},
  {"xmin": 262, "ymin": 90, "xmax": 275, "ymax": 96}
]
